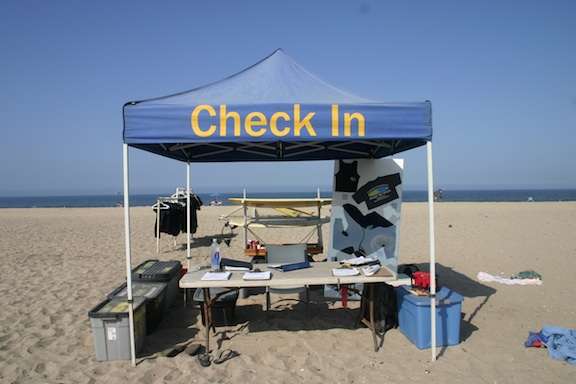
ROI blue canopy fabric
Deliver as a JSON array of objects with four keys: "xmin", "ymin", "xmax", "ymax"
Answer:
[{"xmin": 123, "ymin": 49, "xmax": 432, "ymax": 162}]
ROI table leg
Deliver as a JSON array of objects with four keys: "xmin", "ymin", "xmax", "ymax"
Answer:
[
  {"xmin": 265, "ymin": 286, "xmax": 270, "ymax": 312},
  {"xmin": 356, "ymin": 287, "xmax": 366, "ymax": 328},
  {"xmin": 305, "ymin": 285, "xmax": 310, "ymax": 316},
  {"xmin": 341, "ymin": 285, "xmax": 349, "ymax": 309},
  {"xmin": 368, "ymin": 284, "xmax": 378, "ymax": 352},
  {"xmin": 203, "ymin": 288, "xmax": 211, "ymax": 352}
]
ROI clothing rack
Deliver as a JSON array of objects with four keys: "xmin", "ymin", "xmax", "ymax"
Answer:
[{"xmin": 153, "ymin": 187, "xmax": 191, "ymax": 254}]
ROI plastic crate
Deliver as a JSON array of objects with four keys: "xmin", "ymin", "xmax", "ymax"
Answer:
[
  {"xmin": 88, "ymin": 297, "xmax": 146, "ymax": 361},
  {"xmin": 396, "ymin": 286, "xmax": 463, "ymax": 349},
  {"xmin": 132, "ymin": 260, "xmax": 182, "ymax": 309},
  {"xmin": 108, "ymin": 281, "xmax": 167, "ymax": 334}
]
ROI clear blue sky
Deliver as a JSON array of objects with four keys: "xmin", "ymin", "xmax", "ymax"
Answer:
[{"xmin": 1, "ymin": 0, "xmax": 575, "ymax": 196}]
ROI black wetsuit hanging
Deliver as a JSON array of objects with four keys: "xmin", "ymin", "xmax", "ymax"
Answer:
[
  {"xmin": 335, "ymin": 160, "xmax": 360, "ymax": 192},
  {"xmin": 176, "ymin": 194, "xmax": 203, "ymax": 234},
  {"xmin": 353, "ymin": 173, "xmax": 401, "ymax": 210},
  {"xmin": 154, "ymin": 202, "xmax": 183, "ymax": 237}
]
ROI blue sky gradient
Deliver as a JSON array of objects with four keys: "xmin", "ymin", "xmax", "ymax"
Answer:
[{"xmin": 1, "ymin": 1, "xmax": 575, "ymax": 195}]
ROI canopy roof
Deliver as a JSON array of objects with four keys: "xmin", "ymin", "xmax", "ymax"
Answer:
[{"xmin": 123, "ymin": 49, "xmax": 432, "ymax": 162}]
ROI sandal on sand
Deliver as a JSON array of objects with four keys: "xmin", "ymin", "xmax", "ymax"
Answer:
[
  {"xmin": 185, "ymin": 343, "xmax": 203, "ymax": 357},
  {"xmin": 197, "ymin": 352, "xmax": 211, "ymax": 367},
  {"xmin": 212, "ymin": 349, "xmax": 240, "ymax": 365},
  {"xmin": 162, "ymin": 344, "xmax": 187, "ymax": 358}
]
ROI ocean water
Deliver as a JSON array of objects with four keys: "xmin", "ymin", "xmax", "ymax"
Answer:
[{"xmin": 0, "ymin": 190, "xmax": 575, "ymax": 208}]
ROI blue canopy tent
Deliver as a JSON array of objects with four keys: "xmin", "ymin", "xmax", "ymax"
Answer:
[{"xmin": 121, "ymin": 49, "xmax": 437, "ymax": 364}]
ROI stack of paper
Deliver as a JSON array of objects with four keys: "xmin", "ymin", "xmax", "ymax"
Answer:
[
  {"xmin": 201, "ymin": 272, "xmax": 232, "ymax": 281},
  {"xmin": 332, "ymin": 268, "xmax": 360, "ymax": 277},
  {"xmin": 340, "ymin": 256, "xmax": 377, "ymax": 266},
  {"xmin": 362, "ymin": 265, "xmax": 380, "ymax": 276},
  {"xmin": 243, "ymin": 271, "xmax": 272, "ymax": 280},
  {"xmin": 224, "ymin": 266, "xmax": 251, "ymax": 271}
]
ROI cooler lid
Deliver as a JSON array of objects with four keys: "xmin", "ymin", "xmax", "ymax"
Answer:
[
  {"xmin": 110, "ymin": 281, "xmax": 167, "ymax": 300},
  {"xmin": 401, "ymin": 286, "xmax": 463, "ymax": 307},
  {"xmin": 89, "ymin": 297, "xmax": 146, "ymax": 318},
  {"xmin": 132, "ymin": 259, "xmax": 182, "ymax": 281}
]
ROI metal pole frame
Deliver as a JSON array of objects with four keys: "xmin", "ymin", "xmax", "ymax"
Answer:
[
  {"xmin": 426, "ymin": 141, "xmax": 437, "ymax": 361},
  {"xmin": 316, "ymin": 187, "xmax": 323, "ymax": 248},
  {"xmin": 242, "ymin": 188, "xmax": 248, "ymax": 246},
  {"xmin": 186, "ymin": 162, "xmax": 191, "ymax": 270},
  {"xmin": 123, "ymin": 144, "xmax": 137, "ymax": 367}
]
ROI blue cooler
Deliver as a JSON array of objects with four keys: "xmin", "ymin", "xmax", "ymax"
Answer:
[{"xmin": 396, "ymin": 286, "xmax": 463, "ymax": 349}]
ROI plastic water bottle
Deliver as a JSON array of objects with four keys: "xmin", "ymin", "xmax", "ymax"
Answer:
[{"xmin": 210, "ymin": 238, "xmax": 221, "ymax": 271}]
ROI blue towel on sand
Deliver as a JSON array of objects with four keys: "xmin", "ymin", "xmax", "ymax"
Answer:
[{"xmin": 541, "ymin": 326, "xmax": 576, "ymax": 365}]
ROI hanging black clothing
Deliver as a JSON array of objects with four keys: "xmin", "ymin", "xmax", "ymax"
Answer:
[
  {"xmin": 154, "ymin": 202, "xmax": 185, "ymax": 237},
  {"xmin": 335, "ymin": 160, "xmax": 360, "ymax": 192},
  {"xmin": 183, "ymin": 194, "xmax": 203, "ymax": 234},
  {"xmin": 353, "ymin": 173, "xmax": 401, "ymax": 210},
  {"xmin": 153, "ymin": 194, "xmax": 203, "ymax": 237}
]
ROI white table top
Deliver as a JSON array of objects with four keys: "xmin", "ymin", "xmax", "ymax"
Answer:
[{"xmin": 179, "ymin": 262, "xmax": 411, "ymax": 289}]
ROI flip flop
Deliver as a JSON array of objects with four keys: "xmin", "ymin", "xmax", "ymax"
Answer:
[
  {"xmin": 197, "ymin": 352, "xmax": 211, "ymax": 367},
  {"xmin": 162, "ymin": 344, "xmax": 187, "ymax": 358},
  {"xmin": 212, "ymin": 349, "xmax": 240, "ymax": 365}
]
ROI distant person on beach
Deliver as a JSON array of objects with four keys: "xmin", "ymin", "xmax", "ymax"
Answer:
[{"xmin": 434, "ymin": 189, "xmax": 444, "ymax": 202}]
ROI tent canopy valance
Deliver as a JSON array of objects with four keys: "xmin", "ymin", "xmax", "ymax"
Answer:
[{"xmin": 123, "ymin": 49, "xmax": 432, "ymax": 162}]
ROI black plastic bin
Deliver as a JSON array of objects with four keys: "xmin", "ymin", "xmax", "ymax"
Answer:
[
  {"xmin": 108, "ymin": 281, "xmax": 167, "ymax": 334},
  {"xmin": 132, "ymin": 260, "xmax": 182, "ymax": 310},
  {"xmin": 193, "ymin": 288, "xmax": 239, "ymax": 326}
]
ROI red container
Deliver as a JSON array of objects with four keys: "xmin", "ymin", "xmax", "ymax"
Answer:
[{"xmin": 412, "ymin": 272, "xmax": 431, "ymax": 289}]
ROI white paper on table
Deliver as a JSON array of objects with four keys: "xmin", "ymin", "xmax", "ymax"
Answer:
[
  {"xmin": 332, "ymin": 268, "xmax": 360, "ymax": 277},
  {"xmin": 362, "ymin": 265, "xmax": 380, "ymax": 276},
  {"xmin": 243, "ymin": 271, "xmax": 271, "ymax": 280},
  {"xmin": 201, "ymin": 272, "xmax": 232, "ymax": 281},
  {"xmin": 224, "ymin": 266, "xmax": 251, "ymax": 271},
  {"xmin": 340, "ymin": 256, "xmax": 377, "ymax": 266}
]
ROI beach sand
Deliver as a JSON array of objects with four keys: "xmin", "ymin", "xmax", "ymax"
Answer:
[{"xmin": 0, "ymin": 203, "xmax": 575, "ymax": 383}]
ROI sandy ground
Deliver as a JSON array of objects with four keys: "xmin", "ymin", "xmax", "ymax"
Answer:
[{"xmin": 0, "ymin": 203, "xmax": 575, "ymax": 383}]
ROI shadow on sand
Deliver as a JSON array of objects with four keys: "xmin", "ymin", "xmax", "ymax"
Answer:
[
  {"xmin": 138, "ymin": 297, "xmax": 200, "ymax": 359},
  {"xmin": 138, "ymin": 263, "xmax": 495, "ymax": 359},
  {"xmin": 409, "ymin": 262, "xmax": 497, "ymax": 358}
]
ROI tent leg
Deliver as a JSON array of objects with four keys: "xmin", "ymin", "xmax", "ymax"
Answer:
[
  {"xmin": 426, "ymin": 141, "xmax": 437, "ymax": 362},
  {"xmin": 243, "ymin": 188, "xmax": 248, "ymax": 246},
  {"xmin": 316, "ymin": 187, "xmax": 323, "ymax": 249},
  {"xmin": 123, "ymin": 144, "xmax": 136, "ymax": 367},
  {"xmin": 156, "ymin": 199, "xmax": 160, "ymax": 254},
  {"xmin": 186, "ymin": 162, "xmax": 191, "ymax": 271}
]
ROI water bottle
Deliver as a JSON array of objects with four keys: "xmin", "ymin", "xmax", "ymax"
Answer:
[{"xmin": 210, "ymin": 238, "xmax": 221, "ymax": 271}]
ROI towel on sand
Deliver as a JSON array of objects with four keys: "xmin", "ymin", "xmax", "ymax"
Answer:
[
  {"xmin": 542, "ymin": 326, "xmax": 576, "ymax": 365},
  {"xmin": 525, "ymin": 326, "xmax": 576, "ymax": 365},
  {"xmin": 477, "ymin": 272, "xmax": 542, "ymax": 285}
]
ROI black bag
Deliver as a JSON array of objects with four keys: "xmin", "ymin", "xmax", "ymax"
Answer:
[
  {"xmin": 362, "ymin": 282, "xmax": 398, "ymax": 333},
  {"xmin": 397, "ymin": 263, "xmax": 419, "ymax": 278}
]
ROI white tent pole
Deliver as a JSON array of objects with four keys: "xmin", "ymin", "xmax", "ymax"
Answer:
[
  {"xmin": 156, "ymin": 199, "xmax": 160, "ymax": 254},
  {"xmin": 243, "ymin": 188, "xmax": 248, "ymax": 246},
  {"xmin": 316, "ymin": 187, "xmax": 323, "ymax": 248},
  {"xmin": 426, "ymin": 141, "xmax": 437, "ymax": 362},
  {"xmin": 186, "ymin": 162, "xmax": 191, "ymax": 270},
  {"xmin": 123, "ymin": 144, "xmax": 136, "ymax": 367}
]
